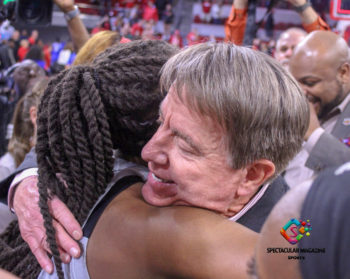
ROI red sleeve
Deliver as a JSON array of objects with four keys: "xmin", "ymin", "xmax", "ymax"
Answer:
[
  {"xmin": 303, "ymin": 16, "xmax": 331, "ymax": 33},
  {"xmin": 224, "ymin": 5, "xmax": 247, "ymax": 45}
]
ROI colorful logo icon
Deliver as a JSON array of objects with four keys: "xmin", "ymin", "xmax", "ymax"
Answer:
[{"xmin": 280, "ymin": 218, "xmax": 312, "ymax": 245}]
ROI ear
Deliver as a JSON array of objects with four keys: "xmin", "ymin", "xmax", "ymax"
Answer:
[
  {"xmin": 29, "ymin": 106, "xmax": 37, "ymax": 126},
  {"xmin": 237, "ymin": 159, "xmax": 276, "ymax": 198},
  {"xmin": 337, "ymin": 62, "xmax": 350, "ymax": 84}
]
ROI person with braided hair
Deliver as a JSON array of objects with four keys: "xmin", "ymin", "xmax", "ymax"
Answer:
[
  {"xmin": 0, "ymin": 39, "xmax": 178, "ymax": 279},
  {"xmin": 1, "ymin": 39, "xmax": 256, "ymax": 279},
  {"xmin": 1, "ymin": 42, "xmax": 309, "ymax": 279}
]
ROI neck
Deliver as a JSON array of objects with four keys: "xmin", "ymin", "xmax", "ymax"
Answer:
[{"xmin": 222, "ymin": 187, "xmax": 262, "ymax": 218}]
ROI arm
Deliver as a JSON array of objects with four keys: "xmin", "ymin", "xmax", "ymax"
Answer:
[
  {"xmin": 53, "ymin": 0, "xmax": 90, "ymax": 52},
  {"xmin": 88, "ymin": 184, "xmax": 257, "ymax": 279},
  {"xmin": 304, "ymin": 104, "xmax": 350, "ymax": 171},
  {"xmin": 305, "ymin": 132, "xmax": 350, "ymax": 171},
  {"xmin": 286, "ymin": 0, "xmax": 330, "ymax": 32},
  {"xmin": 0, "ymin": 269, "xmax": 19, "ymax": 279},
  {"xmin": 224, "ymin": 0, "xmax": 248, "ymax": 45}
]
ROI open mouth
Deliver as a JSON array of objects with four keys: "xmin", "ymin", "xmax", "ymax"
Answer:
[{"xmin": 152, "ymin": 173, "xmax": 174, "ymax": 184}]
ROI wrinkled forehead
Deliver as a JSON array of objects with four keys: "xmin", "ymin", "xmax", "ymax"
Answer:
[
  {"xmin": 168, "ymin": 82, "xmax": 224, "ymax": 128},
  {"xmin": 276, "ymin": 32, "xmax": 305, "ymax": 50}
]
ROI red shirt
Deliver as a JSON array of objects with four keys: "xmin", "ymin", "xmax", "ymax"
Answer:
[
  {"xmin": 186, "ymin": 32, "xmax": 200, "ymax": 46},
  {"xmin": 202, "ymin": 1, "xmax": 211, "ymax": 14},
  {"xmin": 17, "ymin": 46, "xmax": 28, "ymax": 61},
  {"xmin": 28, "ymin": 36, "xmax": 36, "ymax": 45},
  {"xmin": 169, "ymin": 32, "xmax": 183, "ymax": 48},
  {"xmin": 131, "ymin": 22, "xmax": 144, "ymax": 36},
  {"xmin": 125, "ymin": 0, "xmax": 135, "ymax": 8},
  {"xmin": 142, "ymin": 5, "xmax": 158, "ymax": 21}
]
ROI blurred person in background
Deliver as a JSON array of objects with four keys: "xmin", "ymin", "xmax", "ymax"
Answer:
[
  {"xmin": 162, "ymin": 3, "xmax": 174, "ymax": 41},
  {"xmin": 0, "ymin": 77, "xmax": 49, "ymax": 181},
  {"xmin": 0, "ymin": 77, "xmax": 49, "ymax": 232},
  {"xmin": 142, "ymin": 0, "xmax": 159, "ymax": 23},
  {"xmin": 17, "ymin": 39, "xmax": 29, "ymax": 62},
  {"xmin": 0, "ymin": 60, "xmax": 46, "ymax": 158},
  {"xmin": 25, "ymin": 45, "xmax": 45, "ymax": 71},
  {"xmin": 225, "ymin": 0, "xmax": 330, "ymax": 70},
  {"xmin": 8, "ymin": 30, "xmax": 20, "ymax": 62},
  {"xmin": 28, "ymin": 30, "xmax": 39, "ymax": 46},
  {"xmin": 72, "ymin": 30, "xmax": 125, "ymax": 66},
  {"xmin": 284, "ymin": 31, "xmax": 350, "ymax": 187}
]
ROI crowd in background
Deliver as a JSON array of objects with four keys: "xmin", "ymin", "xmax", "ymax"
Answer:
[
  {"xmin": 0, "ymin": 0, "xmax": 340, "ymax": 74},
  {"xmin": 0, "ymin": 0, "xmax": 343, "ymax": 177}
]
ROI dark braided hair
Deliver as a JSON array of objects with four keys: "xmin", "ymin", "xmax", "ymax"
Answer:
[{"xmin": 0, "ymin": 40, "xmax": 178, "ymax": 279}]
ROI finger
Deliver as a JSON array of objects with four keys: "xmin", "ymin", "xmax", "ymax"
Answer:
[
  {"xmin": 52, "ymin": 219, "xmax": 81, "ymax": 258},
  {"xmin": 58, "ymin": 247, "xmax": 71, "ymax": 264},
  {"xmin": 25, "ymin": 235, "xmax": 54, "ymax": 274},
  {"xmin": 49, "ymin": 196, "xmax": 83, "ymax": 241}
]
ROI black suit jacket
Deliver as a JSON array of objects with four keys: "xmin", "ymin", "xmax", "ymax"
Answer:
[{"xmin": 237, "ymin": 176, "xmax": 289, "ymax": 232}]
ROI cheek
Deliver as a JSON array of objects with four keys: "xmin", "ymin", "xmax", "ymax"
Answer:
[
  {"xmin": 274, "ymin": 51, "xmax": 283, "ymax": 60},
  {"xmin": 318, "ymin": 85, "xmax": 335, "ymax": 103}
]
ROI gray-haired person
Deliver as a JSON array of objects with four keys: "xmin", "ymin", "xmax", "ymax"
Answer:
[{"xmin": 2, "ymin": 42, "xmax": 309, "ymax": 277}]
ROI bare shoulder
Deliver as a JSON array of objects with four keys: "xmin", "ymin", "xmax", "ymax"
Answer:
[
  {"xmin": 87, "ymin": 184, "xmax": 257, "ymax": 279},
  {"xmin": 0, "ymin": 269, "xmax": 19, "ymax": 279}
]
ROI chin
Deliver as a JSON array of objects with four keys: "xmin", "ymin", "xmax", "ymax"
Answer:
[{"xmin": 141, "ymin": 184, "xmax": 175, "ymax": 207}]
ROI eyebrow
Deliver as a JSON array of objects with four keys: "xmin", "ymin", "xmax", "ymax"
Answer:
[
  {"xmin": 159, "ymin": 103, "xmax": 203, "ymax": 155},
  {"xmin": 299, "ymin": 75, "xmax": 320, "ymax": 81},
  {"xmin": 172, "ymin": 128, "xmax": 202, "ymax": 155}
]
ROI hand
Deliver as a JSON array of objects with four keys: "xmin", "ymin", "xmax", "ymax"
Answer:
[
  {"xmin": 304, "ymin": 102, "xmax": 320, "ymax": 141},
  {"xmin": 13, "ymin": 176, "xmax": 82, "ymax": 274},
  {"xmin": 53, "ymin": 0, "xmax": 76, "ymax": 13}
]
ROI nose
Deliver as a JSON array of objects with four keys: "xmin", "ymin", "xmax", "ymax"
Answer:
[
  {"xmin": 299, "ymin": 86, "xmax": 316, "ymax": 104},
  {"xmin": 141, "ymin": 127, "xmax": 169, "ymax": 166},
  {"xmin": 299, "ymin": 84, "xmax": 309, "ymax": 96},
  {"xmin": 285, "ymin": 47, "xmax": 293, "ymax": 58}
]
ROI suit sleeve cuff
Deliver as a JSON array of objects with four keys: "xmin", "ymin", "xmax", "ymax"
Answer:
[{"xmin": 8, "ymin": 168, "xmax": 38, "ymax": 212}]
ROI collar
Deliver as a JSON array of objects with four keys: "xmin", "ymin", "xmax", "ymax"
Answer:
[
  {"xmin": 337, "ymin": 93, "xmax": 350, "ymax": 113},
  {"xmin": 228, "ymin": 182, "xmax": 270, "ymax": 222},
  {"xmin": 327, "ymin": 93, "xmax": 350, "ymax": 117},
  {"xmin": 320, "ymin": 93, "xmax": 350, "ymax": 124}
]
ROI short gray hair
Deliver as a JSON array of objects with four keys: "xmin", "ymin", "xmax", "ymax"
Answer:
[{"xmin": 160, "ymin": 42, "xmax": 309, "ymax": 174}]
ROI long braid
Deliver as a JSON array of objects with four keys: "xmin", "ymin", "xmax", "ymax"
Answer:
[
  {"xmin": 36, "ymin": 69, "xmax": 68, "ymax": 279},
  {"xmin": 0, "ymin": 40, "xmax": 178, "ymax": 278}
]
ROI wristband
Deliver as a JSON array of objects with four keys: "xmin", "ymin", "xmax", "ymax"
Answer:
[
  {"xmin": 64, "ymin": 5, "xmax": 80, "ymax": 21},
  {"xmin": 294, "ymin": 0, "xmax": 311, "ymax": 13}
]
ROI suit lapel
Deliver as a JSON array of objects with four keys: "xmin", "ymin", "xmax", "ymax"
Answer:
[{"xmin": 331, "ymin": 100, "xmax": 350, "ymax": 140}]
